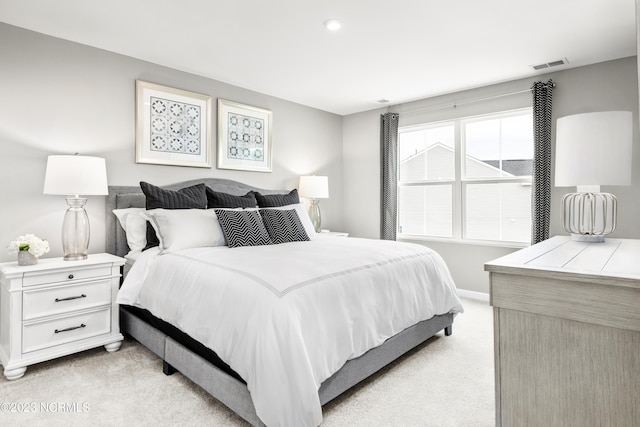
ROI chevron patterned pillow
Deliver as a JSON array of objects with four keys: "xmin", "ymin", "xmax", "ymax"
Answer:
[
  {"xmin": 259, "ymin": 209, "xmax": 310, "ymax": 244},
  {"xmin": 214, "ymin": 209, "xmax": 273, "ymax": 248}
]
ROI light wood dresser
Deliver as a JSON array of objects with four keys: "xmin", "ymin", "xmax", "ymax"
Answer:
[
  {"xmin": 0, "ymin": 253, "xmax": 125, "ymax": 380},
  {"xmin": 485, "ymin": 236, "xmax": 640, "ymax": 427}
]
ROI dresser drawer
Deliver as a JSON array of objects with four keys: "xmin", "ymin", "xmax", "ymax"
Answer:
[
  {"xmin": 23, "ymin": 280, "xmax": 112, "ymax": 321},
  {"xmin": 22, "ymin": 307, "xmax": 111, "ymax": 353},
  {"xmin": 22, "ymin": 265, "xmax": 112, "ymax": 287}
]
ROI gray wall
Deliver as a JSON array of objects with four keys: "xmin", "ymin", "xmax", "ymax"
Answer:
[
  {"xmin": 343, "ymin": 57, "xmax": 640, "ymax": 294},
  {"xmin": 0, "ymin": 23, "xmax": 343, "ymax": 262},
  {"xmin": 2, "ymin": 23, "xmax": 638, "ymax": 295}
]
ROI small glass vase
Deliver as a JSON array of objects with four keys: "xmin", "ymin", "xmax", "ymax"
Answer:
[{"xmin": 18, "ymin": 251, "xmax": 38, "ymax": 266}]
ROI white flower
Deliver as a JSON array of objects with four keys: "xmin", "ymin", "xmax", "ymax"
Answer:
[{"xmin": 7, "ymin": 234, "xmax": 50, "ymax": 258}]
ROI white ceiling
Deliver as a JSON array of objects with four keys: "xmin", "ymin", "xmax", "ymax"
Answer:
[{"xmin": 0, "ymin": 0, "xmax": 636, "ymax": 115}]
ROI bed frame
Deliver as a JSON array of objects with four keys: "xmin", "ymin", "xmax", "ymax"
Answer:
[{"xmin": 106, "ymin": 178, "xmax": 454, "ymax": 427}]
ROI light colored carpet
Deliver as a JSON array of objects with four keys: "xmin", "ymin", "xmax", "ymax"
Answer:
[{"xmin": 0, "ymin": 298, "xmax": 494, "ymax": 426}]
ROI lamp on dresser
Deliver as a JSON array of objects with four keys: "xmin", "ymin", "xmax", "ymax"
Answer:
[
  {"xmin": 43, "ymin": 155, "xmax": 108, "ymax": 260},
  {"xmin": 555, "ymin": 111, "xmax": 632, "ymax": 242},
  {"xmin": 299, "ymin": 175, "xmax": 329, "ymax": 233}
]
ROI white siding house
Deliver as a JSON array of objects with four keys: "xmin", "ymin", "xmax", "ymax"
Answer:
[{"xmin": 399, "ymin": 144, "xmax": 532, "ymax": 242}]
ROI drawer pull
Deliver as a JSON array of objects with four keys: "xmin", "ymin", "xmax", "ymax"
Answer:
[
  {"xmin": 68, "ymin": 274, "xmax": 74, "ymax": 280},
  {"xmin": 54, "ymin": 324, "xmax": 86, "ymax": 334},
  {"xmin": 54, "ymin": 294, "xmax": 87, "ymax": 302}
]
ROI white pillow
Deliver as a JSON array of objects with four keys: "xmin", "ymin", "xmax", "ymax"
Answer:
[
  {"xmin": 140, "ymin": 209, "xmax": 226, "ymax": 254},
  {"xmin": 268, "ymin": 203, "xmax": 317, "ymax": 238},
  {"xmin": 112, "ymin": 208, "xmax": 147, "ymax": 254}
]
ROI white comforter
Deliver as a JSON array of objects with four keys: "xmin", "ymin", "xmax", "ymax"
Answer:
[{"xmin": 117, "ymin": 236, "xmax": 463, "ymax": 427}]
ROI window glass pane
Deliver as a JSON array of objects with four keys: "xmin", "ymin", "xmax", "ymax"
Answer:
[
  {"xmin": 465, "ymin": 182, "xmax": 531, "ymax": 243},
  {"xmin": 399, "ymin": 125, "xmax": 454, "ymax": 181},
  {"xmin": 398, "ymin": 185, "xmax": 452, "ymax": 237},
  {"xmin": 464, "ymin": 113, "xmax": 533, "ymax": 179}
]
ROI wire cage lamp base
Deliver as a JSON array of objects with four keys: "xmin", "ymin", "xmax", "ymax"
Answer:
[{"xmin": 561, "ymin": 192, "xmax": 617, "ymax": 243}]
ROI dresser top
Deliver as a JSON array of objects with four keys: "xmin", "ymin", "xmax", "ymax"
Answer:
[{"xmin": 485, "ymin": 236, "xmax": 640, "ymax": 287}]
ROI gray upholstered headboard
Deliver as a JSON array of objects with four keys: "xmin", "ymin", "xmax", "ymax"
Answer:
[{"xmin": 106, "ymin": 178, "xmax": 284, "ymax": 258}]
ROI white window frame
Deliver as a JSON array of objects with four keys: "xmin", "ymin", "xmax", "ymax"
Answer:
[{"xmin": 397, "ymin": 108, "xmax": 533, "ymax": 248}]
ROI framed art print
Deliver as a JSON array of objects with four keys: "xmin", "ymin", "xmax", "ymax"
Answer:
[
  {"xmin": 135, "ymin": 80, "xmax": 212, "ymax": 168},
  {"xmin": 217, "ymin": 99, "xmax": 272, "ymax": 172}
]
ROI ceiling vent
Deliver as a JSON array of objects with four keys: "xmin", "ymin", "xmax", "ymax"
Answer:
[{"xmin": 530, "ymin": 58, "xmax": 569, "ymax": 71}]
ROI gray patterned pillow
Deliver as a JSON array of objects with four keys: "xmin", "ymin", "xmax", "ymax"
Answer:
[
  {"xmin": 205, "ymin": 187, "xmax": 257, "ymax": 208},
  {"xmin": 251, "ymin": 189, "xmax": 299, "ymax": 207},
  {"xmin": 259, "ymin": 209, "xmax": 310, "ymax": 244},
  {"xmin": 214, "ymin": 209, "xmax": 273, "ymax": 248},
  {"xmin": 140, "ymin": 181, "xmax": 207, "ymax": 250}
]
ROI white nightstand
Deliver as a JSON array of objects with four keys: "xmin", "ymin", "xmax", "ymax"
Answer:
[
  {"xmin": 319, "ymin": 231, "xmax": 349, "ymax": 237},
  {"xmin": 0, "ymin": 253, "xmax": 125, "ymax": 380}
]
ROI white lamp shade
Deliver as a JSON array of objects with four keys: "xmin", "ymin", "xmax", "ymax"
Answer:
[
  {"xmin": 555, "ymin": 111, "xmax": 632, "ymax": 187},
  {"xmin": 43, "ymin": 155, "xmax": 109, "ymax": 196},
  {"xmin": 299, "ymin": 175, "xmax": 329, "ymax": 199}
]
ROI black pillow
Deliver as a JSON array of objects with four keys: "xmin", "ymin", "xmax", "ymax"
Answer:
[
  {"xmin": 140, "ymin": 181, "xmax": 207, "ymax": 249},
  {"xmin": 205, "ymin": 187, "xmax": 257, "ymax": 208},
  {"xmin": 259, "ymin": 209, "xmax": 310, "ymax": 244},
  {"xmin": 214, "ymin": 209, "xmax": 273, "ymax": 248},
  {"xmin": 252, "ymin": 189, "xmax": 300, "ymax": 207}
]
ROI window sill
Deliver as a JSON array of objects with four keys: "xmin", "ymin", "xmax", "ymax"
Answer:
[{"xmin": 397, "ymin": 234, "xmax": 530, "ymax": 249}]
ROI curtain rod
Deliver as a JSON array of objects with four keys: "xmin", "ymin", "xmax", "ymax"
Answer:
[{"xmin": 396, "ymin": 81, "xmax": 556, "ymax": 115}]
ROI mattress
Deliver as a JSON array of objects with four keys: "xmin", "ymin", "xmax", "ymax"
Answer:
[{"xmin": 117, "ymin": 236, "xmax": 463, "ymax": 427}]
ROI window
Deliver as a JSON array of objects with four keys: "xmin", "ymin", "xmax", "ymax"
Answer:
[{"xmin": 397, "ymin": 109, "xmax": 533, "ymax": 244}]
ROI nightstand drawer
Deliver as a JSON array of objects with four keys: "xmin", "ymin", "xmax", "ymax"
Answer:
[
  {"xmin": 22, "ymin": 265, "xmax": 112, "ymax": 287},
  {"xmin": 23, "ymin": 307, "xmax": 111, "ymax": 353},
  {"xmin": 23, "ymin": 280, "xmax": 112, "ymax": 321}
]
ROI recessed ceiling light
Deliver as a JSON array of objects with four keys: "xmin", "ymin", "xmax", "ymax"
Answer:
[{"xmin": 324, "ymin": 19, "xmax": 343, "ymax": 31}]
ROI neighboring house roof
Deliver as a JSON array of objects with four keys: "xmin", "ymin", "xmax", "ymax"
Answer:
[
  {"xmin": 483, "ymin": 160, "xmax": 532, "ymax": 177},
  {"xmin": 400, "ymin": 144, "xmax": 532, "ymax": 177},
  {"xmin": 400, "ymin": 142, "xmax": 451, "ymax": 165}
]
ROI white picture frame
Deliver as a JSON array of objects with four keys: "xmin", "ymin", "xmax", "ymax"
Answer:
[
  {"xmin": 217, "ymin": 99, "xmax": 272, "ymax": 172},
  {"xmin": 135, "ymin": 80, "xmax": 212, "ymax": 168}
]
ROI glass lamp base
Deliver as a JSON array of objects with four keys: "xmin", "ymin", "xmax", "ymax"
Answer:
[
  {"xmin": 63, "ymin": 253, "xmax": 88, "ymax": 261},
  {"xmin": 62, "ymin": 197, "xmax": 90, "ymax": 261},
  {"xmin": 308, "ymin": 199, "xmax": 322, "ymax": 233}
]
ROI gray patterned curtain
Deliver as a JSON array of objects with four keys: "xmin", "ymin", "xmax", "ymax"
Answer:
[
  {"xmin": 380, "ymin": 112, "xmax": 399, "ymax": 240},
  {"xmin": 531, "ymin": 80, "xmax": 554, "ymax": 244}
]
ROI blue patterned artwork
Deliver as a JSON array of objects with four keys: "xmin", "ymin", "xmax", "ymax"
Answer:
[
  {"xmin": 136, "ymin": 80, "xmax": 211, "ymax": 168},
  {"xmin": 217, "ymin": 99, "xmax": 272, "ymax": 172},
  {"xmin": 226, "ymin": 113, "xmax": 265, "ymax": 161},
  {"xmin": 150, "ymin": 96, "xmax": 201, "ymax": 155}
]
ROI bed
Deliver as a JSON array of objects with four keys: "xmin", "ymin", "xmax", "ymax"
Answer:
[{"xmin": 106, "ymin": 178, "xmax": 463, "ymax": 427}]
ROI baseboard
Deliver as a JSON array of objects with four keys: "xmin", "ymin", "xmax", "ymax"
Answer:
[{"xmin": 456, "ymin": 288, "xmax": 490, "ymax": 302}]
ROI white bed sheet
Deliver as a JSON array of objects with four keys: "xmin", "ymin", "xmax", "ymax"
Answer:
[{"xmin": 117, "ymin": 237, "xmax": 463, "ymax": 427}]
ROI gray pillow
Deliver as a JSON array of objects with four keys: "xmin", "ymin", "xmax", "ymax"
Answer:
[
  {"xmin": 140, "ymin": 181, "xmax": 207, "ymax": 249},
  {"xmin": 206, "ymin": 187, "xmax": 257, "ymax": 208},
  {"xmin": 251, "ymin": 189, "xmax": 299, "ymax": 207}
]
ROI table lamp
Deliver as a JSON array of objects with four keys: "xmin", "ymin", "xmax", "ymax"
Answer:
[
  {"xmin": 555, "ymin": 111, "xmax": 632, "ymax": 242},
  {"xmin": 43, "ymin": 155, "xmax": 109, "ymax": 260},
  {"xmin": 299, "ymin": 176, "xmax": 329, "ymax": 232}
]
